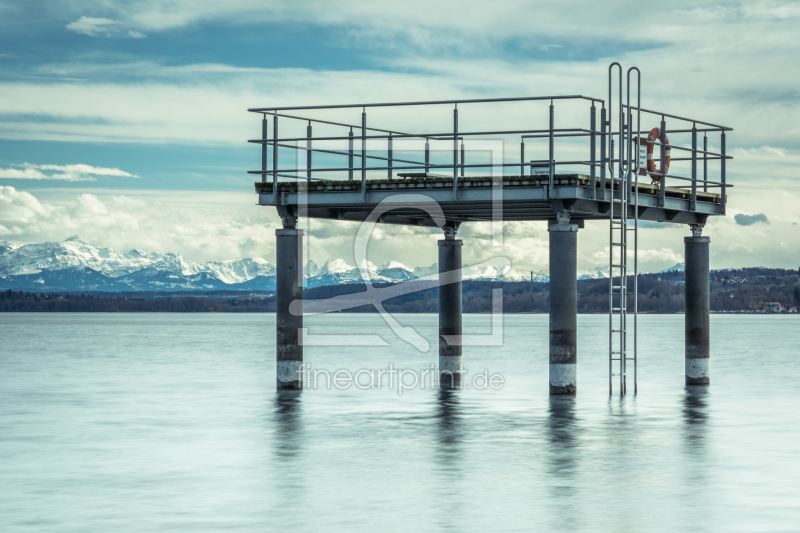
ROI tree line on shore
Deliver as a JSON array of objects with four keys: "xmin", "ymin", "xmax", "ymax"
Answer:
[{"xmin": 1, "ymin": 267, "xmax": 798, "ymax": 314}]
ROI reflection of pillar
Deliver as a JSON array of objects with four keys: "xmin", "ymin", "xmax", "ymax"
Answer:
[
  {"xmin": 272, "ymin": 391, "xmax": 305, "ymax": 526},
  {"xmin": 433, "ymin": 389, "xmax": 462, "ymax": 531},
  {"xmin": 685, "ymin": 226, "xmax": 710, "ymax": 385},
  {"xmin": 276, "ymin": 217, "xmax": 303, "ymax": 390},
  {"xmin": 545, "ymin": 397, "xmax": 578, "ymax": 508},
  {"xmin": 435, "ymin": 389, "xmax": 462, "ymax": 455},
  {"xmin": 682, "ymin": 386, "xmax": 709, "ymax": 444},
  {"xmin": 549, "ymin": 216, "xmax": 578, "ymax": 395},
  {"xmin": 274, "ymin": 391, "xmax": 303, "ymax": 458},
  {"xmin": 439, "ymin": 228, "xmax": 462, "ymax": 389}
]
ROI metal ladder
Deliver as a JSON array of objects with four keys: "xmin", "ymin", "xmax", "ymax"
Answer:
[{"xmin": 608, "ymin": 64, "xmax": 639, "ymax": 396}]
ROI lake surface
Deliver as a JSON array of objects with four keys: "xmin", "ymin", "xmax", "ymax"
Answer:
[{"xmin": 1, "ymin": 313, "xmax": 799, "ymax": 532}]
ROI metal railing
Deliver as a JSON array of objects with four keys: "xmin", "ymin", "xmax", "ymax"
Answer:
[{"xmin": 248, "ymin": 69, "xmax": 733, "ymax": 210}]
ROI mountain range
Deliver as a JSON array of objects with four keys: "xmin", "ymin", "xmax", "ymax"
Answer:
[
  {"xmin": 0, "ymin": 237, "xmax": 689, "ymax": 293},
  {"xmin": 0, "ymin": 237, "xmax": 542, "ymax": 292}
]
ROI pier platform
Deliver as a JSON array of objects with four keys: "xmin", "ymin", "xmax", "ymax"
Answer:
[{"xmin": 255, "ymin": 174, "xmax": 722, "ymax": 226}]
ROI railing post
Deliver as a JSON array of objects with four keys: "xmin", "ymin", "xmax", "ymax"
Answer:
[
  {"xmin": 361, "ymin": 109, "xmax": 367, "ymax": 201},
  {"xmin": 721, "ymin": 131, "xmax": 726, "ymax": 214},
  {"xmin": 261, "ymin": 115, "xmax": 268, "ymax": 184},
  {"xmin": 348, "ymin": 128, "xmax": 354, "ymax": 181},
  {"xmin": 272, "ymin": 114, "xmax": 278, "ymax": 205},
  {"xmin": 659, "ymin": 118, "xmax": 666, "ymax": 208},
  {"xmin": 306, "ymin": 122, "xmax": 312, "ymax": 182},
  {"xmin": 460, "ymin": 138, "xmax": 464, "ymax": 177},
  {"xmin": 703, "ymin": 134, "xmax": 708, "ymax": 193},
  {"xmin": 388, "ymin": 133, "xmax": 393, "ymax": 180},
  {"xmin": 453, "ymin": 106, "xmax": 459, "ymax": 199},
  {"xmin": 600, "ymin": 107, "xmax": 607, "ymax": 201},
  {"xmin": 691, "ymin": 124, "xmax": 697, "ymax": 211},
  {"xmin": 627, "ymin": 110, "xmax": 633, "ymax": 191},
  {"xmin": 520, "ymin": 141, "xmax": 525, "ymax": 177},
  {"xmin": 549, "ymin": 102, "xmax": 554, "ymax": 196},
  {"xmin": 425, "ymin": 139, "xmax": 430, "ymax": 174},
  {"xmin": 590, "ymin": 105, "xmax": 596, "ymax": 199}
]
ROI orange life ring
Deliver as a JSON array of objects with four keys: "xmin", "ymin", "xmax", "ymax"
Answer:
[{"xmin": 643, "ymin": 127, "xmax": 670, "ymax": 183}]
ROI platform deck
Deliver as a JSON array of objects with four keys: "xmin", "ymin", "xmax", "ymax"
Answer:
[{"xmin": 256, "ymin": 174, "xmax": 723, "ymax": 226}]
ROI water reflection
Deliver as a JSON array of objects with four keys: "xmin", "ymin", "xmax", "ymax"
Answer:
[
  {"xmin": 546, "ymin": 397, "xmax": 579, "ymax": 477},
  {"xmin": 433, "ymin": 389, "xmax": 463, "ymax": 532},
  {"xmin": 682, "ymin": 386, "xmax": 709, "ymax": 450},
  {"xmin": 271, "ymin": 391, "xmax": 305, "ymax": 526},
  {"xmin": 546, "ymin": 397, "xmax": 580, "ymax": 530},
  {"xmin": 434, "ymin": 389, "xmax": 463, "ymax": 465}
]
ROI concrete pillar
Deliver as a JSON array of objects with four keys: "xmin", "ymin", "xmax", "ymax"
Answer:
[
  {"xmin": 276, "ymin": 222, "xmax": 304, "ymax": 389},
  {"xmin": 548, "ymin": 215, "xmax": 578, "ymax": 395},
  {"xmin": 685, "ymin": 227, "xmax": 710, "ymax": 385},
  {"xmin": 438, "ymin": 229, "xmax": 462, "ymax": 389}
]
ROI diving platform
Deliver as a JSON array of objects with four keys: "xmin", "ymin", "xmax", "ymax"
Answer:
[{"xmin": 248, "ymin": 62, "xmax": 732, "ymax": 395}]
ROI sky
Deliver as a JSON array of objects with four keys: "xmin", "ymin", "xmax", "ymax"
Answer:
[{"xmin": 1, "ymin": 0, "xmax": 799, "ymax": 274}]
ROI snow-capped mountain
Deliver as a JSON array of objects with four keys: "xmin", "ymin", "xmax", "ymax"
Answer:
[
  {"xmin": 659, "ymin": 263, "xmax": 685, "ymax": 273},
  {"xmin": 0, "ymin": 237, "xmax": 423, "ymax": 292},
  {"xmin": 0, "ymin": 236, "xmax": 203, "ymax": 278},
  {"xmin": 578, "ymin": 267, "xmax": 609, "ymax": 280},
  {"xmin": 204, "ymin": 258, "xmax": 276, "ymax": 284},
  {"xmin": 2, "ymin": 237, "xmax": 657, "ymax": 293}
]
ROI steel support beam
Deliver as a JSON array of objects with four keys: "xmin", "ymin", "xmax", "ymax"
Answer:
[
  {"xmin": 276, "ymin": 221, "xmax": 304, "ymax": 389},
  {"xmin": 685, "ymin": 227, "xmax": 710, "ymax": 385},
  {"xmin": 439, "ymin": 230, "xmax": 462, "ymax": 389},
  {"xmin": 549, "ymin": 215, "xmax": 578, "ymax": 394}
]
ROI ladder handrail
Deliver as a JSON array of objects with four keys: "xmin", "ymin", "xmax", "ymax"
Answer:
[{"xmin": 608, "ymin": 62, "xmax": 640, "ymax": 396}]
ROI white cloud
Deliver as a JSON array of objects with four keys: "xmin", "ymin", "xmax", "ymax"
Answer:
[
  {"xmin": 127, "ymin": 30, "xmax": 147, "ymax": 39},
  {"xmin": 0, "ymin": 186, "xmax": 280, "ymax": 263},
  {"xmin": 65, "ymin": 16, "xmax": 119, "ymax": 37},
  {"xmin": 0, "ymin": 163, "xmax": 138, "ymax": 181},
  {"xmin": 2, "ymin": 184, "xmax": 799, "ymax": 270}
]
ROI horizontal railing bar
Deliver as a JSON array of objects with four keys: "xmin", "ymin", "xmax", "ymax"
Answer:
[
  {"xmin": 252, "ymin": 159, "xmax": 609, "ymax": 175},
  {"xmin": 642, "ymin": 140, "xmax": 729, "ymax": 158},
  {"xmin": 609, "ymin": 128, "xmax": 725, "ymax": 135},
  {"xmin": 522, "ymin": 133, "xmax": 591, "ymax": 139},
  {"xmin": 621, "ymin": 104, "xmax": 732, "ymax": 130},
  {"xmin": 249, "ymin": 95, "xmax": 604, "ymax": 112},
  {"xmin": 260, "ymin": 111, "xmax": 435, "ymax": 138},
  {"xmin": 255, "ymin": 171, "xmax": 328, "ymax": 181},
  {"xmin": 268, "ymin": 141, "xmax": 428, "ymax": 168},
  {"xmin": 248, "ymin": 127, "xmax": 587, "ymax": 144},
  {"xmin": 520, "ymin": 128, "xmax": 590, "ymax": 137}
]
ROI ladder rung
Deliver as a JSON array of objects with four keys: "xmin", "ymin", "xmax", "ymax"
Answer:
[{"xmin": 611, "ymin": 373, "xmax": 626, "ymax": 377}]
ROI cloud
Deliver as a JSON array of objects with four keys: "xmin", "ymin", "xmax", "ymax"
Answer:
[
  {"xmin": 734, "ymin": 213, "xmax": 770, "ymax": 226},
  {"xmin": 0, "ymin": 186, "xmax": 280, "ymax": 263},
  {"xmin": 0, "ymin": 163, "xmax": 138, "ymax": 181},
  {"xmin": 66, "ymin": 17, "xmax": 120, "ymax": 37},
  {"xmin": 65, "ymin": 16, "xmax": 146, "ymax": 39}
]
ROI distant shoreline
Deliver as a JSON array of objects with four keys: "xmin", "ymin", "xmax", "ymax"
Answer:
[{"xmin": 3, "ymin": 267, "xmax": 798, "ymax": 314}]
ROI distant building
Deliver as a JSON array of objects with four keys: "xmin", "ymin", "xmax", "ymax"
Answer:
[{"xmin": 764, "ymin": 302, "xmax": 783, "ymax": 313}]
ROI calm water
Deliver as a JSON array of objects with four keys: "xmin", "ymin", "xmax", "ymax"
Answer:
[{"xmin": 1, "ymin": 313, "xmax": 799, "ymax": 532}]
